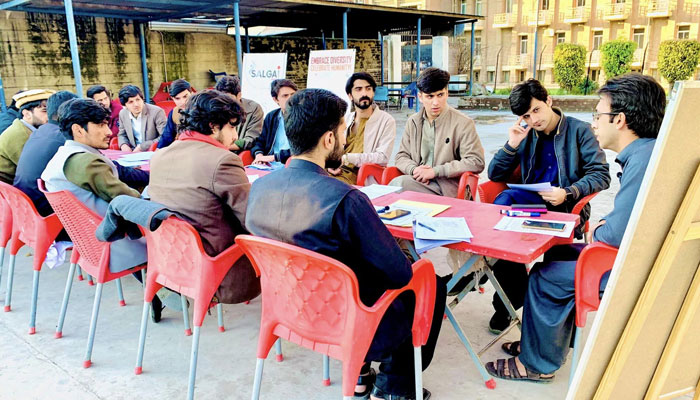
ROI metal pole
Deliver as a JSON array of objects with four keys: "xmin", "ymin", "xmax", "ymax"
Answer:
[
  {"xmin": 584, "ymin": 51, "xmax": 593, "ymax": 95},
  {"xmin": 64, "ymin": 0, "xmax": 84, "ymax": 97},
  {"xmin": 245, "ymin": 26, "xmax": 250, "ymax": 53},
  {"xmin": 379, "ymin": 32, "xmax": 384, "ymax": 85},
  {"xmin": 533, "ymin": 0, "xmax": 540, "ymax": 80},
  {"xmin": 321, "ymin": 30, "xmax": 326, "ymax": 50},
  {"xmin": 233, "ymin": 0, "xmax": 243, "ymax": 77},
  {"xmin": 138, "ymin": 23, "xmax": 150, "ymax": 103},
  {"xmin": 0, "ymin": 75, "xmax": 6, "ymax": 112},
  {"xmin": 416, "ymin": 16, "xmax": 422, "ymax": 79},
  {"xmin": 343, "ymin": 9, "xmax": 348, "ymax": 49},
  {"xmin": 469, "ymin": 21, "xmax": 475, "ymax": 96},
  {"xmin": 494, "ymin": 47, "xmax": 502, "ymax": 94}
]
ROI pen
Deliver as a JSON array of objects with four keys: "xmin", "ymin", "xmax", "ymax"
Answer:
[
  {"xmin": 500, "ymin": 210, "xmax": 541, "ymax": 217},
  {"xmin": 377, "ymin": 206, "xmax": 390, "ymax": 213},
  {"xmin": 417, "ymin": 222, "xmax": 436, "ymax": 232}
]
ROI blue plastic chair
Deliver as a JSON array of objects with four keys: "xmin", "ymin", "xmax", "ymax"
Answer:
[
  {"xmin": 401, "ymin": 82, "xmax": 418, "ymax": 110},
  {"xmin": 374, "ymin": 86, "xmax": 389, "ymax": 109}
]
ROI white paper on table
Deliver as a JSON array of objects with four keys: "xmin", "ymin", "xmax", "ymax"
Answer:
[
  {"xmin": 358, "ymin": 184, "xmax": 401, "ymax": 200},
  {"xmin": 248, "ymin": 174, "xmax": 259, "ymax": 183},
  {"xmin": 493, "ymin": 216, "xmax": 575, "ymax": 238},
  {"xmin": 414, "ymin": 216, "xmax": 473, "ymax": 241},
  {"xmin": 381, "ymin": 203, "xmax": 434, "ymax": 227},
  {"xmin": 116, "ymin": 151, "xmax": 155, "ymax": 162},
  {"xmin": 114, "ymin": 160, "xmax": 148, "ymax": 167},
  {"xmin": 506, "ymin": 182, "xmax": 554, "ymax": 192}
]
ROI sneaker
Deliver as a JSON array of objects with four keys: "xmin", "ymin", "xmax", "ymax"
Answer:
[{"xmin": 489, "ymin": 312, "xmax": 512, "ymax": 335}]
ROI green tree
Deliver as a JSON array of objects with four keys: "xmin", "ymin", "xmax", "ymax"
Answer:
[
  {"xmin": 553, "ymin": 43, "xmax": 586, "ymax": 92},
  {"xmin": 601, "ymin": 40, "xmax": 636, "ymax": 79},
  {"xmin": 658, "ymin": 39, "xmax": 700, "ymax": 89}
]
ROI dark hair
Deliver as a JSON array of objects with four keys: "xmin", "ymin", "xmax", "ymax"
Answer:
[
  {"xmin": 58, "ymin": 98, "xmax": 110, "ymax": 140},
  {"xmin": 118, "ymin": 85, "xmax": 144, "ymax": 106},
  {"xmin": 417, "ymin": 67, "xmax": 450, "ymax": 93},
  {"xmin": 509, "ymin": 79, "xmax": 549, "ymax": 116},
  {"xmin": 598, "ymin": 73, "xmax": 666, "ymax": 139},
  {"xmin": 169, "ymin": 79, "xmax": 191, "ymax": 97},
  {"xmin": 345, "ymin": 72, "xmax": 377, "ymax": 94},
  {"xmin": 47, "ymin": 91, "xmax": 78, "ymax": 122},
  {"xmin": 270, "ymin": 79, "xmax": 298, "ymax": 99},
  {"xmin": 19, "ymin": 100, "xmax": 45, "ymax": 114},
  {"xmin": 284, "ymin": 89, "xmax": 347, "ymax": 156},
  {"xmin": 214, "ymin": 75, "xmax": 241, "ymax": 96},
  {"xmin": 86, "ymin": 85, "xmax": 108, "ymax": 99},
  {"xmin": 178, "ymin": 90, "xmax": 245, "ymax": 136}
]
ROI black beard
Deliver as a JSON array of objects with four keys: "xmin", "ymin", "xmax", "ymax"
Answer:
[
  {"xmin": 354, "ymin": 97, "xmax": 372, "ymax": 110},
  {"xmin": 325, "ymin": 157, "xmax": 342, "ymax": 169}
]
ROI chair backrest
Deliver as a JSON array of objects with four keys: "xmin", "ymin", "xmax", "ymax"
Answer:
[
  {"xmin": 152, "ymin": 81, "xmax": 173, "ymax": 104},
  {"xmin": 0, "ymin": 194, "xmax": 13, "ymax": 247},
  {"xmin": 374, "ymin": 86, "xmax": 389, "ymax": 102},
  {"xmin": 0, "ymin": 181, "xmax": 44, "ymax": 246},
  {"xmin": 236, "ymin": 235, "xmax": 362, "ymax": 345},
  {"xmin": 155, "ymin": 100, "xmax": 176, "ymax": 116},
  {"xmin": 239, "ymin": 150, "xmax": 254, "ymax": 166},
  {"xmin": 575, "ymin": 242, "xmax": 619, "ymax": 327},
  {"xmin": 109, "ymin": 136, "xmax": 120, "ymax": 150},
  {"xmin": 403, "ymin": 82, "xmax": 417, "ymax": 97},
  {"xmin": 39, "ymin": 180, "xmax": 110, "ymax": 272}
]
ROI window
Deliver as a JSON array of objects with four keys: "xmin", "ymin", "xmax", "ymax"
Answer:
[
  {"xmin": 475, "ymin": 33, "xmax": 482, "ymax": 55},
  {"xmin": 537, "ymin": 70, "xmax": 545, "ymax": 81},
  {"xmin": 474, "ymin": 71, "xmax": 481, "ymax": 82},
  {"xmin": 576, "ymin": 0, "xmax": 585, "ymax": 6},
  {"xmin": 678, "ymin": 25, "xmax": 690, "ymax": 40},
  {"xmin": 633, "ymin": 28, "xmax": 645, "ymax": 49},
  {"xmin": 519, "ymin": 70, "xmax": 526, "ymax": 82},
  {"xmin": 505, "ymin": 0, "xmax": 513, "ymax": 13},
  {"xmin": 475, "ymin": 0, "xmax": 483, "ymax": 15},
  {"xmin": 590, "ymin": 69, "xmax": 599, "ymax": 81},
  {"xmin": 488, "ymin": 71, "xmax": 495, "ymax": 82},
  {"xmin": 502, "ymin": 70, "xmax": 510, "ymax": 83},
  {"xmin": 542, "ymin": 0, "xmax": 549, "ymax": 10},
  {"xmin": 556, "ymin": 32, "xmax": 566, "ymax": 45},
  {"xmin": 461, "ymin": 0, "xmax": 467, "ymax": 14},
  {"xmin": 520, "ymin": 35, "xmax": 528, "ymax": 54},
  {"xmin": 593, "ymin": 31, "xmax": 603, "ymax": 51}
]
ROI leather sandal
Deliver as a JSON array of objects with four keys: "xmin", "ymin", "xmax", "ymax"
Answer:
[
  {"xmin": 485, "ymin": 357, "xmax": 554, "ymax": 384},
  {"xmin": 354, "ymin": 368, "xmax": 376, "ymax": 399},
  {"xmin": 501, "ymin": 341, "xmax": 521, "ymax": 357},
  {"xmin": 369, "ymin": 385, "xmax": 431, "ymax": 400}
]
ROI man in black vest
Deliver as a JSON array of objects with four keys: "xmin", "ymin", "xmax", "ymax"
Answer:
[{"xmin": 246, "ymin": 88, "xmax": 446, "ymax": 400}]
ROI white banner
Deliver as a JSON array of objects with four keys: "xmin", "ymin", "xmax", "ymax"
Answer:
[
  {"xmin": 306, "ymin": 49, "xmax": 356, "ymax": 114},
  {"xmin": 241, "ymin": 53, "xmax": 288, "ymax": 115}
]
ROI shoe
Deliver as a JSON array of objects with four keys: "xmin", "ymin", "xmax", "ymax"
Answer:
[
  {"xmin": 354, "ymin": 368, "xmax": 376, "ymax": 399},
  {"xmin": 151, "ymin": 295, "xmax": 164, "ymax": 323},
  {"xmin": 489, "ymin": 312, "xmax": 512, "ymax": 335},
  {"xmin": 157, "ymin": 288, "xmax": 183, "ymax": 311},
  {"xmin": 370, "ymin": 386, "xmax": 431, "ymax": 400}
]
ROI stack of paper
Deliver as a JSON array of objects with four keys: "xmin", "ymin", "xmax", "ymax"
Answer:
[
  {"xmin": 413, "ymin": 216, "xmax": 473, "ymax": 254},
  {"xmin": 358, "ymin": 184, "xmax": 401, "ymax": 200},
  {"xmin": 506, "ymin": 182, "xmax": 553, "ymax": 192},
  {"xmin": 115, "ymin": 151, "xmax": 154, "ymax": 167},
  {"xmin": 380, "ymin": 200, "xmax": 450, "ymax": 227},
  {"xmin": 247, "ymin": 174, "xmax": 259, "ymax": 183}
]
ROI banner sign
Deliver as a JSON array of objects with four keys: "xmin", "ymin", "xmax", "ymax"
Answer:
[
  {"xmin": 242, "ymin": 53, "xmax": 288, "ymax": 115},
  {"xmin": 306, "ymin": 49, "xmax": 356, "ymax": 114}
]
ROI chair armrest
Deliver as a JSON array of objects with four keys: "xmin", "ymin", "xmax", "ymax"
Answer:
[
  {"xmin": 572, "ymin": 192, "xmax": 599, "ymax": 215},
  {"xmin": 366, "ymin": 259, "xmax": 437, "ymax": 347},
  {"xmin": 210, "ymin": 243, "xmax": 246, "ymax": 275},
  {"xmin": 456, "ymin": 172, "xmax": 480, "ymax": 201},
  {"xmin": 239, "ymin": 150, "xmax": 254, "ymax": 166},
  {"xmin": 149, "ymin": 142, "xmax": 158, "ymax": 152},
  {"xmin": 574, "ymin": 242, "xmax": 618, "ymax": 327},
  {"xmin": 381, "ymin": 166, "xmax": 404, "ymax": 185},
  {"xmin": 477, "ymin": 180, "xmax": 508, "ymax": 203},
  {"xmin": 357, "ymin": 163, "xmax": 385, "ymax": 187}
]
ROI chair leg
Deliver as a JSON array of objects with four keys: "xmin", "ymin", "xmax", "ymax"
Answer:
[
  {"xmin": 322, "ymin": 355, "xmax": 330, "ymax": 386},
  {"xmin": 4, "ymin": 254, "xmax": 16, "ymax": 312},
  {"xmin": 76, "ymin": 265, "xmax": 84, "ymax": 281},
  {"xmin": 217, "ymin": 303, "xmax": 225, "ymax": 332},
  {"xmin": 569, "ymin": 327, "xmax": 582, "ymax": 384},
  {"xmin": 83, "ymin": 283, "xmax": 104, "ymax": 368},
  {"xmin": 274, "ymin": 338, "xmax": 283, "ymax": 362},
  {"xmin": 0, "ymin": 246, "xmax": 5, "ymax": 289},
  {"xmin": 87, "ymin": 274, "xmax": 94, "ymax": 286},
  {"xmin": 187, "ymin": 326, "xmax": 201, "ymax": 400},
  {"xmin": 28, "ymin": 269, "xmax": 40, "ymax": 334},
  {"xmin": 251, "ymin": 358, "xmax": 265, "ymax": 400},
  {"xmin": 181, "ymin": 295, "xmax": 191, "ymax": 336},
  {"xmin": 134, "ymin": 301, "xmax": 151, "ymax": 375},
  {"xmin": 55, "ymin": 262, "xmax": 76, "ymax": 339},
  {"xmin": 116, "ymin": 278, "xmax": 126, "ymax": 306},
  {"xmin": 414, "ymin": 346, "xmax": 423, "ymax": 400}
]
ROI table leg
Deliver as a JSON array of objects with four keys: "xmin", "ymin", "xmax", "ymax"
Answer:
[{"xmin": 445, "ymin": 306, "xmax": 496, "ymax": 389}]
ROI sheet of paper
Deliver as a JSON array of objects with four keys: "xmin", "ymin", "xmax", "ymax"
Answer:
[
  {"xmin": 412, "ymin": 222, "xmax": 463, "ymax": 254},
  {"xmin": 506, "ymin": 182, "xmax": 554, "ymax": 192},
  {"xmin": 116, "ymin": 151, "xmax": 155, "ymax": 162},
  {"xmin": 414, "ymin": 216, "xmax": 473, "ymax": 241},
  {"xmin": 114, "ymin": 159, "xmax": 148, "ymax": 167},
  {"xmin": 247, "ymin": 174, "xmax": 259, "ymax": 183},
  {"xmin": 358, "ymin": 184, "xmax": 401, "ymax": 200},
  {"xmin": 381, "ymin": 200, "xmax": 450, "ymax": 227},
  {"xmin": 493, "ymin": 216, "xmax": 575, "ymax": 238}
]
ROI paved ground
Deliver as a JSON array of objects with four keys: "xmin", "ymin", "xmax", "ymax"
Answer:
[{"xmin": 0, "ymin": 101, "xmax": 624, "ymax": 400}]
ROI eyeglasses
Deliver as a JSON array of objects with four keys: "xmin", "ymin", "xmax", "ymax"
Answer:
[{"xmin": 592, "ymin": 112, "xmax": 619, "ymax": 122}]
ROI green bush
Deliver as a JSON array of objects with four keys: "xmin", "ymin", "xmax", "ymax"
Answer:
[
  {"xmin": 658, "ymin": 40, "xmax": 700, "ymax": 89},
  {"xmin": 493, "ymin": 88, "xmax": 512, "ymax": 95},
  {"xmin": 601, "ymin": 40, "xmax": 636, "ymax": 79},
  {"xmin": 571, "ymin": 78, "xmax": 599, "ymax": 95},
  {"xmin": 554, "ymin": 44, "xmax": 586, "ymax": 92}
]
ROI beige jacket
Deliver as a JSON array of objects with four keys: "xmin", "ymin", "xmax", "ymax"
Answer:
[
  {"xmin": 343, "ymin": 104, "xmax": 396, "ymax": 167},
  {"xmin": 395, "ymin": 105, "xmax": 485, "ymax": 197}
]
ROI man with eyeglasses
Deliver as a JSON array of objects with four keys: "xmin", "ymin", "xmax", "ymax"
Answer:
[
  {"xmin": 0, "ymin": 89, "xmax": 54, "ymax": 184},
  {"xmin": 482, "ymin": 79, "xmax": 611, "ymax": 335},
  {"xmin": 485, "ymin": 73, "xmax": 666, "ymax": 384}
]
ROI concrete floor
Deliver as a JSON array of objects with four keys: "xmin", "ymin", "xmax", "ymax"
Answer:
[{"xmin": 0, "ymin": 102, "xmax": 622, "ymax": 400}]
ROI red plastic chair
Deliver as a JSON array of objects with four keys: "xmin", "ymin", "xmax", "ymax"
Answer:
[
  {"xmin": 155, "ymin": 100, "xmax": 176, "ymax": 116},
  {"xmin": 148, "ymin": 141, "xmax": 158, "ymax": 152},
  {"xmin": 40, "ymin": 181, "xmax": 142, "ymax": 367},
  {"xmin": 134, "ymin": 216, "xmax": 245, "ymax": 400},
  {"xmin": 356, "ymin": 163, "xmax": 385, "ymax": 186},
  {"xmin": 109, "ymin": 137, "xmax": 119, "ymax": 150},
  {"xmin": 0, "ymin": 181, "xmax": 64, "ymax": 335},
  {"xmin": 239, "ymin": 150, "xmax": 254, "ymax": 166},
  {"xmin": 235, "ymin": 235, "xmax": 437, "ymax": 400},
  {"xmin": 0, "ymin": 196, "xmax": 13, "ymax": 291},
  {"xmin": 382, "ymin": 166, "xmax": 480, "ymax": 201},
  {"xmin": 569, "ymin": 242, "xmax": 618, "ymax": 383}
]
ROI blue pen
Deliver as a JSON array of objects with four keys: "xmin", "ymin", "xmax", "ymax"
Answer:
[
  {"xmin": 501, "ymin": 210, "xmax": 541, "ymax": 217},
  {"xmin": 417, "ymin": 222, "xmax": 436, "ymax": 232}
]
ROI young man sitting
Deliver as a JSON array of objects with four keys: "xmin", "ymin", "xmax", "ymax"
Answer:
[{"xmin": 250, "ymin": 79, "xmax": 297, "ymax": 165}]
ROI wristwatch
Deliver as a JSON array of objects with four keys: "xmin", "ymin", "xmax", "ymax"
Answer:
[{"xmin": 564, "ymin": 187, "xmax": 575, "ymax": 201}]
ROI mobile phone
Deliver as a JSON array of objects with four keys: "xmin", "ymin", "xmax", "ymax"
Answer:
[
  {"xmin": 522, "ymin": 220, "xmax": 566, "ymax": 232},
  {"xmin": 379, "ymin": 209, "xmax": 410, "ymax": 220},
  {"xmin": 512, "ymin": 204, "xmax": 548, "ymax": 210}
]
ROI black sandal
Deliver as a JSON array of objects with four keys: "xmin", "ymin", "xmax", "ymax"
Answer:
[
  {"xmin": 501, "ymin": 341, "xmax": 521, "ymax": 357},
  {"xmin": 485, "ymin": 357, "xmax": 554, "ymax": 384},
  {"xmin": 369, "ymin": 385, "xmax": 431, "ymax": 400},
  {"xmin": 354, "ymin": 368, "xmax": 376, "ymax": 399}
]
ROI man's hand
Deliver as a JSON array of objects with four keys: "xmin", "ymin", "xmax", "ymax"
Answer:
[
  {"xmin": 253, "ymin": 154, "xmax": 274, "ymax": 165},
  {"xmin": 120, "ymin": 144, "xmax": 132, "ymax": 152},
  {"xmin": 587, "ymin": 220, "xmax": 606, "ymax": 243},
  {"xmin": 230, "ymin": 143, "xmax": 240, "ymax": 151},
  {"xmin": 507, "ymin": 116, "xmax": 532, "ymax": 149},
  {"xmin": 327, "ymin": 167, "xmax": 342, "ymax": 176},
  {"xmin": 133, "ymin": 146, "xmax": 143, "ymax": 153},
  {"xmin": 412, "ymin": 165, "xmax": 436, "ymax": 184},
  {"xmin": 538, "ymin": 187, "xmax": 567, "ymax": 206}
]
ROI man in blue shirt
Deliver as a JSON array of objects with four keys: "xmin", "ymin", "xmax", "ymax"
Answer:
[
  {"xmin": 250, "ymin": 79, "xmax": 297, "ymax": 165},
  {"xmin": 485, "ymin": 74, "xmax": 667, "ymax": 383},
  {"xmin": 246, "ymin": 89, "xmax": 446, "ymax": 400}
]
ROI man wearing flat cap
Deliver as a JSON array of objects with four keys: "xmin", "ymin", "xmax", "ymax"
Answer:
[{"xmin": 0, "ymin": 89, "xmax": 53, "ymax": 184}]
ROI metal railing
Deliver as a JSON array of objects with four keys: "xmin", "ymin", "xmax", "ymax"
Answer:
[
  {"xmin": 561, "ymin": 6, "xmax": 589, "ymax": 23},
  {"xmin": 601, "ymin": 1, "xmax": 630, "ymax": 20},
  {"xmin": 645, "ymin": 0, "xmax": 673, "ymax": 17},
  {"xmin": 493, "ymin": 13, "xmax": 515, "ymax": 28},
  {"xmin": 527, "ymin": 10, "xmax": 553, "ymax": 26}
]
